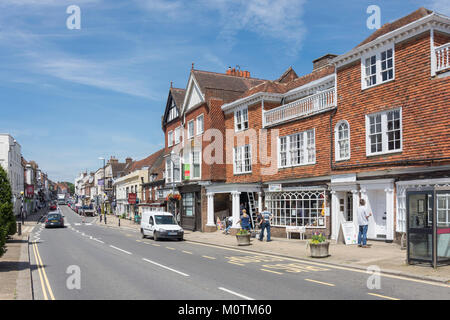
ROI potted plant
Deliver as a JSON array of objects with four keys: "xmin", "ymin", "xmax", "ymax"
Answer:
[
  {"xmin": 236, "ymin": 229, "xmax": 251, "ymax": 246},
  {"xmin": 166, "ymin": 193, "xmax": 181, "ymax": 202},
  {"xmin": 308, "ymin": 233, "xmax": 330, "ymax": 258}
]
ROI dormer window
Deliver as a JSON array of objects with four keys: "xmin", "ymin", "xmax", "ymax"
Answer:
[{"xmin": 362, "ymin": 45, "xmax": 394, "ymax": 89}]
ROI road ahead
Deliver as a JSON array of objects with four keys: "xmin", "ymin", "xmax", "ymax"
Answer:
[{"xmin": 29, "ymin": 206, "xmax": 450, "ymax": 300}]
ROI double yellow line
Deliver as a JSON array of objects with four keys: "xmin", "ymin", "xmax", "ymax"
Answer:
[{"xmin": 32, "ymin": 241, "xmax": 55, "ymax": 300}]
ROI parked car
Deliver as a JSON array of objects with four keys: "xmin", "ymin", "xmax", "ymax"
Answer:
[
  {"xmin": 45, "ymin": 211, "xmax": 65, "ymax": 228},
  {"xmin": 140, "ymin": 210, "xmax": 183, "ymax": 241}
]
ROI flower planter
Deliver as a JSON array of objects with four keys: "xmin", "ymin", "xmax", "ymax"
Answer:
[
  {"xmin": 309, "ymin": 241, "xmax": 330, "ymax": 258},
  {"xmin": 236, "ymin": 234, "xmax": 251, "ymax": 246}
]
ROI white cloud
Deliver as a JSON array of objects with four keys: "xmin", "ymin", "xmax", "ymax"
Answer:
[{"xmin": 136, "ymin": 0, "xmax": 307, "ymax": 54}]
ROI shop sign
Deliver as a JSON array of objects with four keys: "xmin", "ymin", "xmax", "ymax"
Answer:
[
  {"xmin": 269, "ymin": 184, "xmax": 282, "ymax": 192},
  {"xmin": 26, "ymin": 185, "xmax": 34, "ymax": 197},
  {"xmin": 183, "ymin": 164, "xmax": 190, "ymax": 180},
  {"xmin": 340, "ymin": 222, "xmax": 358, "ymax": 245},
  {"xmin": 128, "ymin": 193, "xmax": 137, "ymax": 204}
]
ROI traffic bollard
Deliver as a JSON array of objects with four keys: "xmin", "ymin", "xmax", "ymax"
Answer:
[
  {"xmin": 119, "ymin": 218, "xmax": 120, "ymax": 227},
  {"xmin": 18, "ymin": 222, "xmax": 22, "ymax": 236}
]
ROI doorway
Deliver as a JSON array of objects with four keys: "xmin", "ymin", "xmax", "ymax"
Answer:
[{"xmin": 367, "ymin": 190, "xmax": 387, "ymax": 239}]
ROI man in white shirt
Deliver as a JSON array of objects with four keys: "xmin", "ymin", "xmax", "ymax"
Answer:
[{"xmin": 357, "ymin": 199, "xmax": 372, "ymax": 248}]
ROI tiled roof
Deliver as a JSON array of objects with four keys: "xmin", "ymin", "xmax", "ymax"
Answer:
[
  {"xmin": 356, "ymin": 7, "xmax": 433, "ymax": 48},
  {"xmin": 129, "ymin": 149, "xmax": 165, "ymax": 172},
  {"xmin": 170, "ymin": 87, "xmax": 186, "ymax": 108},
  {"xmin": 192, "ymin": 69, "xmax": 266, "ymax": 94},
  {"xmin": 238, "ymin": 64, "xmax": 335, "ymax": 100}
]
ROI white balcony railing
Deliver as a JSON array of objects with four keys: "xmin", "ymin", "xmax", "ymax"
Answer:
[
  {"xmin": 435, "ymin": 43, "xmax": 450, "ymax": 72},
  {"xmin": 263, "ymin": 88, "xmax": 336, "ymax": 127}
]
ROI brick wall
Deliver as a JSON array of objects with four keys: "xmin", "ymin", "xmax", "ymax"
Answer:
[{"xmin": 333, "ymin": 31, "xmax": 450, "ymax": 172}]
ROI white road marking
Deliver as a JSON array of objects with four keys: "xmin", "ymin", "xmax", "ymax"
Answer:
[
  {"xmin": 142, "ymin": 258, "xmax": 189, "ymax": 277},
  {"xmin": 109, "ymin": 245, "xmax": 132, "ymax": 255},
  {"xmin": 218, "ymin": 287, "xmax": 254, "ymax": 300},
  {"xmin": 92, "ymin": 238, "xmax": 105, "ymax": 244}
]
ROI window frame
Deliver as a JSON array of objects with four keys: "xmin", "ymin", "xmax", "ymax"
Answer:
[
  {"xmin": 335, "ymin": 120, "xmax": 351, "ymax": 161},
  {"xmin": 187, "ymin": 120, "xmax": 195, "ymax": 139},
  {"xmin": 361, "ymin": 44, "xmax": 395, "ymax": 90},
  {"xmin": 167, "ymin": 130, "xmax": 173, "ymax": 147},
  {"xmin": 196, "ymin": 114, "xmax": 204, "ymax": 135},
  {"xmin": 233, "ymin": 144, "xmax": 252, "ymax": 175},
  {"xmin": 234, "ymin": 107, "xmax": 249, "ymax": 132},
  {"xmin": 365, "ymin": 108, "xmax": 402, "ymax": 157},
  {"xmin": 278, "ymin": 129, "xmax": 316, "ymax": 169},
  {"xmin": 174, "ymin": 126, "xmax": 181, "ymax": 145}
]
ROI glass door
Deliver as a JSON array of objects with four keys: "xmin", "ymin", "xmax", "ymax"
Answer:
[
  {"xmin": 407, "ymin": 191, "xmax": 433, "ymax": 264},
  {"xmin": 436, "ymin": 190, "xmax": 450, "ymax": 264}
]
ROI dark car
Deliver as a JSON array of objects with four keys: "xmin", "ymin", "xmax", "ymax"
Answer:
[{"xmin": 45, "ymin": 212, "xmax": 65, "ymax": 228}]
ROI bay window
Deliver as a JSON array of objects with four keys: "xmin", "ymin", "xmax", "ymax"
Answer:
[{"xmin": 165, "ymin": 156, "xmax": 181, "ymax": 184}]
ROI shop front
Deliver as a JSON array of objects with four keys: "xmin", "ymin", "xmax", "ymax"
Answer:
[
  {"xmin": 331, "ymin": 175, "xmax": 395, "ymax": 242},
  {"xmin": 265, "ymin": 186, "xmax": 329, "ymax": 238}
]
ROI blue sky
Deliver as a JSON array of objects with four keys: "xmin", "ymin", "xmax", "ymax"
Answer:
[{"xmin": 0, "ymin": 0, "xmax": 448, "ymax": 182}]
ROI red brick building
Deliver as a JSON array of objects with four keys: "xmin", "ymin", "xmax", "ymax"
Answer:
[
  {"xmin": 162, "ymin": 67, "xmax": 265, "ymax": 231},
  {"xmin": 158, "ymin": 8, "xmax": 450, "ymax": 242}
]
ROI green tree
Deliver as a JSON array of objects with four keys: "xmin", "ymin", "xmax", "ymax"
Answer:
[{"xmin": 0, "ymin": 166, "xmax": 16, "ymax": 257}]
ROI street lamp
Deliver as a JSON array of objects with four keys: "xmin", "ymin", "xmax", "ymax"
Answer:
[
  {"xmin": 168, "ymin": 150, "xmax": 179, "ymax": 217},
  {"xmin": 98, "ymin": 157, "xmax": 106, "ymax": 217}
]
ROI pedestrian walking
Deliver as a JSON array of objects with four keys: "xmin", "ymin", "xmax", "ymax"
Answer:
[
  {"xmin": 357, "ymin": 198, "xmax": 372, "ymax": 248},
  {"xmin": 258, "ymin": 207, "xmax": 273, "ymax": 242}
]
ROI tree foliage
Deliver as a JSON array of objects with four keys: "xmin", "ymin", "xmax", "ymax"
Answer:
[{"xmin": 0, "ymin": 166, "xmax": 16, "ymax": 257}]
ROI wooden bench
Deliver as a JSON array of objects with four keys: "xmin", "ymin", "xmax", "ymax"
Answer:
[{"xmin": 286, "ymin": 226, "xmax": 306, "ymax": 240}]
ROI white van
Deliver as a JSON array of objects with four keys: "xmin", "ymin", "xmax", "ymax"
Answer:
[{"xmin": 141, "ymin": 210, "xmax": 184, "ymax": 241}]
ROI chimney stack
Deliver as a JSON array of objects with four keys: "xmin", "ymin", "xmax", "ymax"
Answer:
[
  {"xmin": 125, "ymin": 157, "xmax": 133, "ymax": 164},
  {"xmin": 226, "ymin": 67, "xmax": 251, "ymax": 78},
  {"xmin": 312, "ymin": 54, "xmax": 337, "ymax": 71}
]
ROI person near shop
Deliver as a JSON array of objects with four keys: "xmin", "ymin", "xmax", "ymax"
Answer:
[
  {"xmin": 258, "ymin": 207, "xmax": 273, "ymax": 242},
  {"xmin": 224, "ymin": 216, "xmax": 233, "ymax": 234},
  {"xmin": 238, "ymin": 210, "xmax": 251, "ymax": 231},
  {"xmin": 357, "ymin": 198, "xmax": 372, "ymax": 248}
]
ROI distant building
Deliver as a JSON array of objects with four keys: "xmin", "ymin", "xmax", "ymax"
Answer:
[{"xmin": 0, "ymin": 134, "xmax": 24, "ymax": 216}]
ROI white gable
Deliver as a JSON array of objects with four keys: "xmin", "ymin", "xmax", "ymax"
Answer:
[{"xmin": 182, "ymin": 74, "xmax": 204, "ymax": 114}]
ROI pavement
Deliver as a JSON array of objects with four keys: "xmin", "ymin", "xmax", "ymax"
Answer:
[
  {"xmin": 96, "ymin": 214, "xmax": 450, "ymax": 284},
  {"xmin": 0, "ymin": 208, "xmax": 46, "ymax": 300}
]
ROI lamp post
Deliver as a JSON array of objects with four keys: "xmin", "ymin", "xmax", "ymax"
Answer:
[
  {"xmin": 98, "ymin": 157, "xmax": 106, "ymax": 217},
  {"xmin": 168, "ymin": 150, "xmax": 179, "ymax": 216}
]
